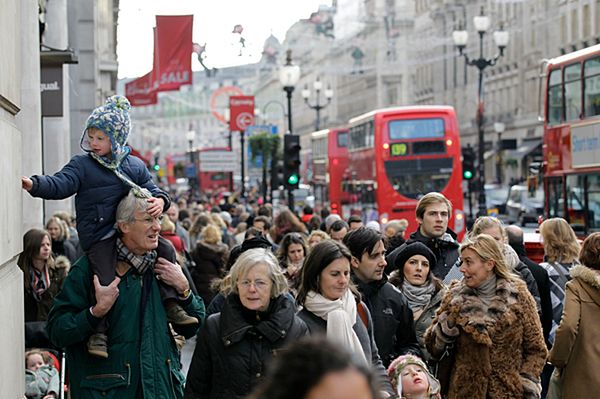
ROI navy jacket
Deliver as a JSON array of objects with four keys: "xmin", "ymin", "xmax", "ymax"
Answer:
[{"xmin": 29, "ymin": 154, "xmax": 169, "ymax": 251}]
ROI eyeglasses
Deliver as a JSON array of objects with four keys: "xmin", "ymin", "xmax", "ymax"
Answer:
[
  {"xmin": 237, "ymin": 279, "xmax": 270, "ymax": 290},
  {"xmin": 134, "ymin": 215, "xmax": 165, "ymax": 226}
]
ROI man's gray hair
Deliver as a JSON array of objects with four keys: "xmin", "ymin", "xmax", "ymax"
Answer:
[{"xmin": 116, "ymin": 189, "xmax": 151, "ymax": 223}]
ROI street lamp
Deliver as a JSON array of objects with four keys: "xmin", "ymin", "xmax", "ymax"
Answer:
[
  {"xmin": 453, "ymin": 7, "xmax": 509, "ymax": 217},
  {"xmin": 186, "ymin": 129, "xmax": 197, "ymax": 197},
  {"xmin": 302, "ymin": 76, "xmax": 333, "ymax": 131},
  {"xmin": 223, "ymin": 109, "xmax": 234, "ymax": 192},
  {"xmin": 278, "ymin": 49, "xmax": 301, "ymax": 209}
]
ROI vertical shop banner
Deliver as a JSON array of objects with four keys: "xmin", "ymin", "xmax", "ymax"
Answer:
[
  {"xmin": 155, "ymin": 15, "xmax": 193, "ymax": 91},
  {"xmin": 229, "ymin": 96, "xmax": 255, "ymax": 131}
]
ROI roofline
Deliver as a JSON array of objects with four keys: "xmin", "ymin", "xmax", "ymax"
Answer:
[
  {"xmin": 547, "ymin": 44, "xmax": 600, "ymax": 67},
  {"xmin": 348, "ymin": 105, "xmax": 456, "ymax": 125}
]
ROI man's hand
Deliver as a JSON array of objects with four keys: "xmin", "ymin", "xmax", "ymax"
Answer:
[
  {"xmin": 22, "ymin": 176, "xmax": 33, "ymax": 191},
  {"xmin": 146, "ymin": 197, "xmax": 165, "ymax": 217},
  {"xmin": 154, "ymin": 257, "xmax": 189, "ymax": 296},
  {"xmin": 91, "ymin": 275, "xmax": 121, "ymax": 317}
]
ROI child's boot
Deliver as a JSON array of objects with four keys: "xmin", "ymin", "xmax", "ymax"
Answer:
[
  {"xmin": 166, "ymin": 300, "xmax": 198, "ymax": 326},
  {"xmin": 87, "ymin": 333, "xmax": 108, "ymax": 358}
]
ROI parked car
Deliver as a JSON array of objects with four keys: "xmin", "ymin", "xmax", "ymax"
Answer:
[
  {"xmin": 506, "ymin": 185, "xmax": 544, "ymax": 226},
  {"xmin": 485, "ymin": 184, "xmax": 509, "ymax": 216}
]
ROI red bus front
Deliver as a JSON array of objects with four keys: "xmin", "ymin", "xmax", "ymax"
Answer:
[{"xmin": 347, "ymin": 106, "xmax": 465, "ymax": 239}]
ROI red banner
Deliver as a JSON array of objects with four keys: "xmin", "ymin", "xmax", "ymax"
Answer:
[
  {"xmin": 125, "ymin": 71, "xmax": 157, "ymax": 106},
  {"xmin": 229, "ymin": 96, "xmax": 255, "ymax": 131},
  {"xmin": 155, "ymin": 15, "xmax": 193, "ymax": 92}
]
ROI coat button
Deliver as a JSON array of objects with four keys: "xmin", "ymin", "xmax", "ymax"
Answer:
[
  {"xmin": 99, "ymin": 217, "xmax": 104, "ymax": 222},
  {"xmin": 225, "ymin": 340, "xmax": 231, "ymax": 346},
  {"xmin": 256, "ymin": 373, "xmax": 261, "ymax": 378}
]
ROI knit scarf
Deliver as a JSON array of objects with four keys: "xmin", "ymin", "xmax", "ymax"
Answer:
[
  {"xmin": 304, "ymin": 289, "xmax": 368, "ymax": 366},
  {"xmin": 402, "ymin": 280, "xmax": 436, "ymax": 312},
  {"xmin": 30, "ymin": 266, "xmax": 50, "ymax": 301},
  {"xmin": 89, "ymin": 152, "xmax": 149, "ymax": 199},
  {"xmin": 116, "ymin": 238, "xmax": 156, "ymax": 275}
]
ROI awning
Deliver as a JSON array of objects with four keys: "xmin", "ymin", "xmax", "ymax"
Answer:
[{"xmin": 503, "ymin": 140, "xmax": 542, "ymax": 161}]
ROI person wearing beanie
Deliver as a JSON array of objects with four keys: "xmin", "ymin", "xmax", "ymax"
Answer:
[
  {"xmin": 22, "ymin": 95, "xmax": 200, "ymax": 358},
  {"xmin": 387, "ymin": 354, "xmax": 441, "ymax": 399},
  {"xmin": 388, "ymin": 242, "xmax": 446, "ymax": 362}
]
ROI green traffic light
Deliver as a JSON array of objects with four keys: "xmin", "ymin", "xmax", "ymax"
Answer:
[
  {"xmin": 153, "ymin": 164, "xmax": 160, "ymax": 171},
  {"xmin": 287, "ymin": 174, "xmax": 299, "ymax": 185},
  {"xmin": 463, "ymin": 170, "xmax": 473, "ymax": 180}
]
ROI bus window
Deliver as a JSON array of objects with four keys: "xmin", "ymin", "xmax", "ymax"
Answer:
[
  {"xmin": 384, "ymin": 158, "xmax": 453, "ymax": 200},
  {"xmin": 547, "ymin": 177, "xmax": 564, "ymax": 218},
  {"xmin": 564, "ymin": 63, "xmax": 582, "ymax": 121},
  {"xmin": 584, "ymin": 57, "xmax": 600, "ymax": 118},
  {"xmin": 337, "ymin": 131, "xmax": 348, "ymax": 148},
  {"xmin": 566, "ymin": 174, "xmax": 586, "ymax": 232},
  {"xmin": 548, "ymin": 69, "xmax": 563, "ymax": 125},
  {"xmin": 388, "ymin": 118, "xmax": 445, "ymax": 139},
  {"xmin": 586, "ymin": 174, "xmax": 600, "ymax": 231}
]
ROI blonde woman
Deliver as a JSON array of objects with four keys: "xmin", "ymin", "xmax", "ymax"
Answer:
[
  {"xmin": 190, "ymin": 224, "xmax": 229, "ymax": 304},
  {"xmin": 538, "ymin": 217, "xmax": 580, "ymax": 345},
  {"xmin": 425, "ymin": 234, "xmax": 546, "ymax": 398}
]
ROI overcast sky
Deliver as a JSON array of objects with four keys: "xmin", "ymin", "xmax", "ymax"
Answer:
[{"xmin": 117, "ymin": 0, "xmax": 328, "ymax": 78}]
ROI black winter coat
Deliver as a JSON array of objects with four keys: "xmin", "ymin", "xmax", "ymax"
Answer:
[
  {"xmin": 354, "ymin": 275, "xmax": 422, "ymax": 366},
  {"xmin": 190, "ymin": 241, "xmax": 228, "ymax": 305},
  {"xmin": 386, "ymin": 228, "xmax": 460, "ymax": 279},
  {"xmin": 298, "ymin": 304, "xmax": 395, "ymax": 397},
  {"xmin": 184, "ymin": 294, "xmax": 308, "ymax": 399}
]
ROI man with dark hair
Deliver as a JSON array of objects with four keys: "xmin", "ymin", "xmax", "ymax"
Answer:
[
  {"xmin": 347, "ymin": 215, "xmax": 364, "ymax": 231},
  {"xmin": 385, "ymin": 192, "xmax": 459, "ymax": 279},
  {"xmin": 343, "ymin": 227, "xmax": 421, "ymax": 366},
  {"xmin": 329, "ymin": 220, "xmax": 349, "ymax": 242},
  {"xmin": 506, "ymin": 225, "xmax": 552, "ymax": 344}
]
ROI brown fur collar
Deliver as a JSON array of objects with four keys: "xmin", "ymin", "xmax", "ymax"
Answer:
[
  {"xmin": 570, "ymin": 265, "xmax": 600, "ymax": 289},
  {"xmin": 447, "ymin": 278, "xmax": 521, "ymax": 346}
]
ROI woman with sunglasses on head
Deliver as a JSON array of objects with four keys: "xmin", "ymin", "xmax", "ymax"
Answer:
[{"xmin": 185, "ymin": 248, "xmax": 308, "ymax": 399}]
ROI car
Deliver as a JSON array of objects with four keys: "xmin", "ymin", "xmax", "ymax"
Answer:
[
  {"xmin": 506, "ymin": 185, "xmax": 544, "ymax": 226},
  {"xmin": 484, "ymin": 184, "xmax": 509, "ymax": 216}
]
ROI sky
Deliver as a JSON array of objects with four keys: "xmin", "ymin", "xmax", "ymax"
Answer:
[{"xmin": 117, "ymin": 0, "xmax": 328, "ymax": 79}]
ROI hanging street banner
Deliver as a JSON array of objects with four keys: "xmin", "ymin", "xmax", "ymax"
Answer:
[
  {"xmin": 229, "ymin": 95, "xmax": 255, "ymax": 131},
  {"xmin": 125, "ymin": 71, "xmax": 157, "ymax": 106},
  {"xmin": 155, "ymin": 15, "xmax": 193, "ymax": 92}
]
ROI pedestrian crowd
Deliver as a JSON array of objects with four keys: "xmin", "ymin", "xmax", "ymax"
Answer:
[{"xmin": 17, "ymin": 95, "xmax": 600, "ymax": 399}]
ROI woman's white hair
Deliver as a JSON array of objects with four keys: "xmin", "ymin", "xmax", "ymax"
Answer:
[{"xmin": 229, "ymin": 248, "xmax": 289, "ymax": 298}]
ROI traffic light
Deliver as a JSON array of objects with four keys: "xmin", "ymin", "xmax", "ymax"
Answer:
[
  {"xmin": 462, "ymin": 146, "xmax": 475, "ymax": 180},
  {"xmin": 152, "ymin": 155, "xmax": 161, "ymax": 172},
  {"xmin": 271, "ymin": 159, "xmax": 284, "ymax": 190},
  {"xmin": 283, "ymin": 135, "xmax": 301, "ymax": 189}
]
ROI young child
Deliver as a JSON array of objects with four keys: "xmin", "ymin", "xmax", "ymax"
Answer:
[
  {"xmin": 22, "ymin": 95, "xmax": 197, "ymax": 358},
  {"xmin": 25, "ymin": 350, "xmax": 59, "ymax": 399},
  {"xmin": 387, "ymin": 354, "xmax": 441, "ymax": 399}
]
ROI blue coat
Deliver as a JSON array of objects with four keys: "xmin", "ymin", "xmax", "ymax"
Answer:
[{"xmin": 29, "ymin": 154, "xmax": 169, "ymax": 251}]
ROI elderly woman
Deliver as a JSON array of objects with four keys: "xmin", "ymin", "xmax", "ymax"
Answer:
[
  {"xmin": 389, "ymin": 242, "xmax": 445, "ymax": 362},
  {"xmin": 185, "ymin": 248, "xmax": 308, "ymax": 399},
  {"xmin": 538, "ymin": 217, "xmax": 581, "ymax": 344},
  {"xmin": 18, "ymin": 229, "xmax": 70, "ymax": 322},
  {"xmin": 424, "ymin": 234, "xmax": 547, "ymax": 398},
  {"xmin": 548, "ymin": 232, "xmax": 600, "ymax": 399},
  {"xmin": 296, "ymin": 240, "xmax": 395, "ymax": 398}
]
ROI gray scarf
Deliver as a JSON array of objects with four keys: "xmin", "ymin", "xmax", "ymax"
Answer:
[
  {"xmin": 402, "ymin": 280, "xmax": 436, "ymax": 312},
  {"xmin": 474, "ymin": 274, "xmax": 497, "ymax": 307}
]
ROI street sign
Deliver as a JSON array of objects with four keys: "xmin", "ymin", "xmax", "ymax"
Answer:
[
  {"xmin": 199, "ymin": 151, "xmax": 237, "ymax": 172},
  {"xmin": 229, "ymin": 95, "xmax": 255, "ymax": 131}
]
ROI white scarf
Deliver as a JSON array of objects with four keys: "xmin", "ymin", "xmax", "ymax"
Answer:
[{"xmin": 304, "ymin": 289, "xmax": 368, "ymax": 365}]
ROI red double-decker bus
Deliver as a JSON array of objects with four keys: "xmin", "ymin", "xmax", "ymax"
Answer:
[
  {"xmin": 345, "ymin": 106, "xmax": 465, "ymax": 238},
  {"xmin": 543, "ymin": 44, "xmax": 600, "ymax": 235},
  {"xmin": 311, "ymin": 128, "xmax": 350, "ymax": 217}
]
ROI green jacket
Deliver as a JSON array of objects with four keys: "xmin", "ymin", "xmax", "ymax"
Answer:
[{"xmin": 47, "ymin": 256, "xmax": 205, "ymax": 399}]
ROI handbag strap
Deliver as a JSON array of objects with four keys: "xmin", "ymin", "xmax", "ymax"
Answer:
[{"xmin": 357, "ymin": 302, "xmax": 369, "ymax": 330}]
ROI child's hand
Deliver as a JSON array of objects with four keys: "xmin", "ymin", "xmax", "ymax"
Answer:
[
  {"xmin": 21, "ymin": 176, "xmax": 33, "ymax": 191},
  {"xmin": 147, "ymin": 197, "xmax": 165, "ymax": 217}
]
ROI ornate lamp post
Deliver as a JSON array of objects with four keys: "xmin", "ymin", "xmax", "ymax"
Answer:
[
  {"xmin": 453, "ymin": 7, "xmax": 509, "ymax": 217},
  {"xmin": 301, "ymin": 76, "xmax": 333, "ymax": 131},
  {"xmin": 494, "ymin": 122, "xmax": 505, "ymax": 184},
  {"xmin": 278, "ymin": 49, "xmax": 301, "ymax": 208}
]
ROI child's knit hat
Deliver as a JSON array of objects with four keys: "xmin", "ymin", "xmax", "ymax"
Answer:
[
  {"xmin": 80, "ymin": 95, "xmax": 132, "ymax": 160},
  {"xmin": 387, "ymin": 354, "xmax": 441, "ymax": 398}
]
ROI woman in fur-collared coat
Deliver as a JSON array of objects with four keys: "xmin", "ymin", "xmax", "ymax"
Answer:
[
  {"xmin": 425, "ymin": 234, "xmax": 547, "ymax": 399},
  {"xmin": 548, "ymin": 233, "xmax": 600, "ymax": 399}
]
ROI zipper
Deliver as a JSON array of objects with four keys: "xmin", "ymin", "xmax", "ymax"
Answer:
[
  {"xmin": 85, "ymin": 373, "xmax": 125, "ymax": 380},
  {"xmin": 125, "ymin": 362, "xmax": 131, "ymax": 385},
  {"xmin": 166, "ymin": 358, "xmax": 176, "ymax": 397}
]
